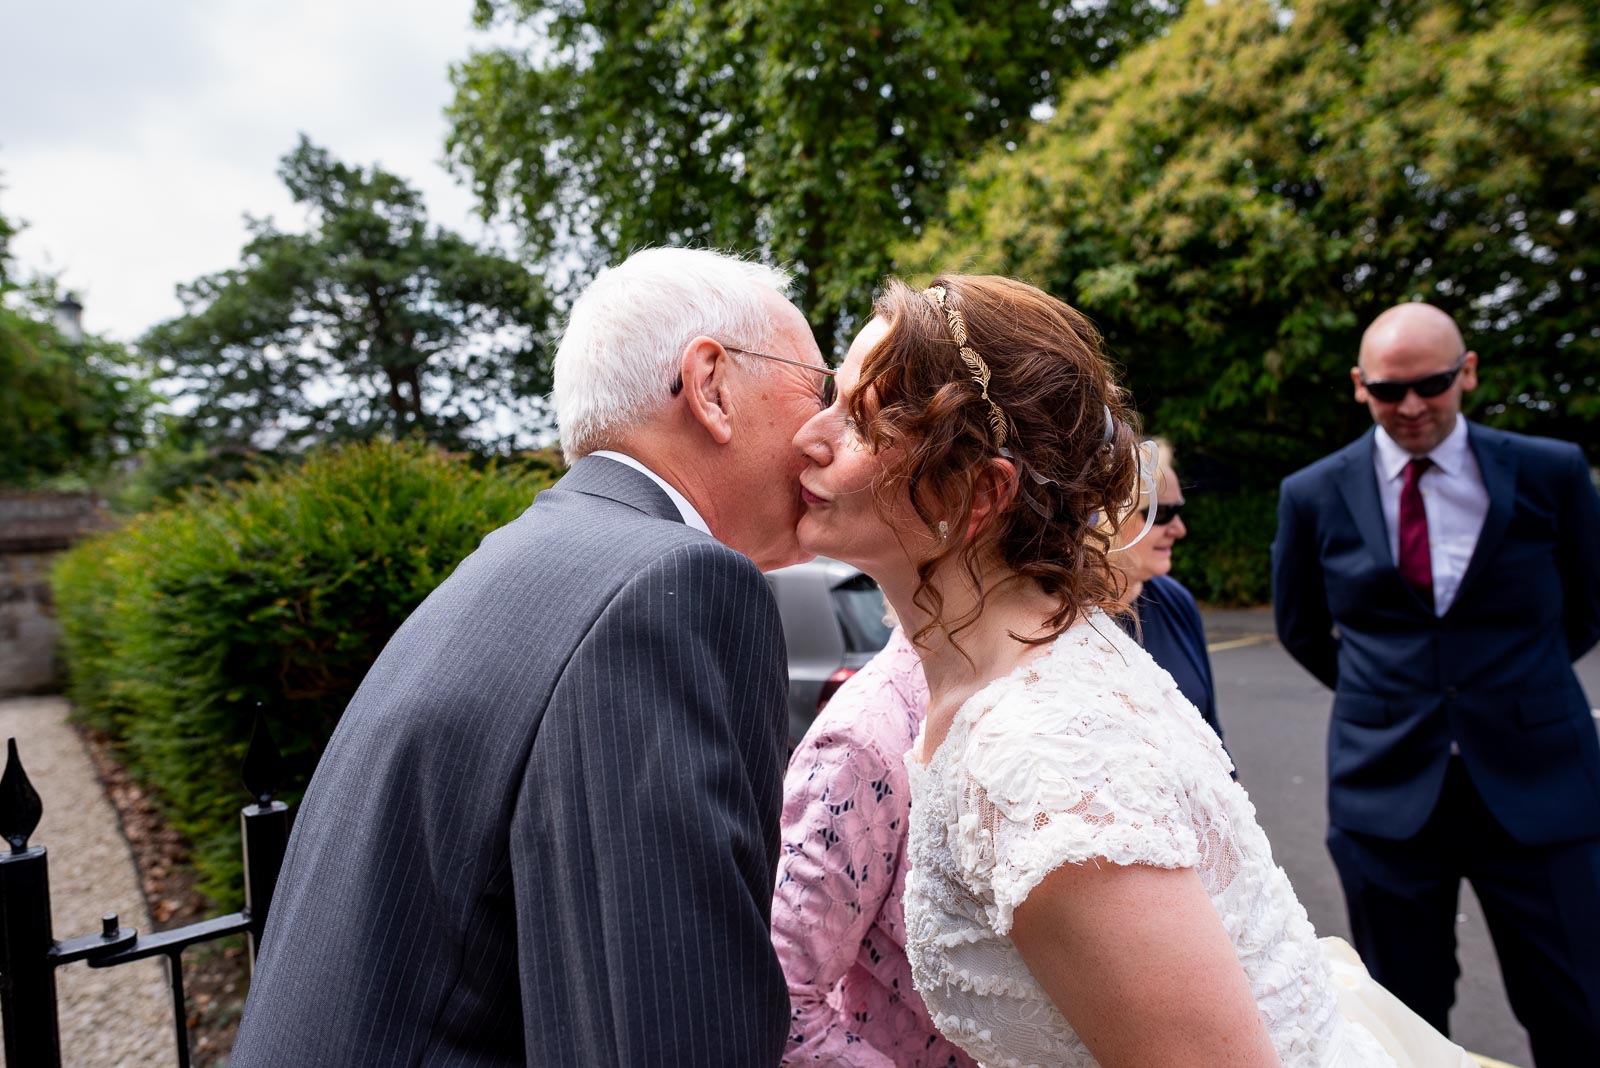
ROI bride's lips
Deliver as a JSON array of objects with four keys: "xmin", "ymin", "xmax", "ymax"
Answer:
[{"xmin": 800, "ymin": 486, "xmax": 829, "ymax": 506}]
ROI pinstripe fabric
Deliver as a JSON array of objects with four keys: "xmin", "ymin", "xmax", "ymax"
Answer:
[{"xmin": 231, "ymin": 456, "xmax": 792, "ymax": 1067}]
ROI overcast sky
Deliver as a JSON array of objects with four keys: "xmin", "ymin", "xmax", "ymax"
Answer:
[{"xmin": 3, "ymin": 1, "xmax": 517, "ymax": 342}]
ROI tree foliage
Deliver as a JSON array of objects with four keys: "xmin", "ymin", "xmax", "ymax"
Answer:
[
  {"xmin": 0, "ymin": 200, "xmax": 152, "ymax": 488},
  {"xmin": 903, "ymin": 0, "xmax": 1600, "ymax": 477},
  {"xmin": 447, "ymin": 0, "xmax": 1178, "ymax": 351},
  {"xmin": 142, "ymin": 137, "xmax": 554, "ymax": 452}
]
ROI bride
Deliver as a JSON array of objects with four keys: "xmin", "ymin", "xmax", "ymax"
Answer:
[{"xmin": 791, "ymin": 274, "xmax": 1475, "ymax": 1068}]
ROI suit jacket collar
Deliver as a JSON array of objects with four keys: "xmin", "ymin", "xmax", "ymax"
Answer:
[
  {"xmin": 555, "ymin": 454, "xmax": 685, "ymax": 525},
  {"xmin": 1333, "ymin": 430, "xmax": 1396, "ymax": 584},
  {"xmin": 1331, "ymin": 422, "xmax": 1519, "ymax": 616}
]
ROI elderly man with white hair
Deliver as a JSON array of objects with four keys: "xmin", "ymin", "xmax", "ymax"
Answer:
[{"xmin": 233, "ymin": 247, "xmax": 831, "ymax": 1067}]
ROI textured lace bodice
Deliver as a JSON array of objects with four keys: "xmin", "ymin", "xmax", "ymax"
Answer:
[{"xmin": 901, "ymin": 613, "xmax": 1397, "ymax": 1067}]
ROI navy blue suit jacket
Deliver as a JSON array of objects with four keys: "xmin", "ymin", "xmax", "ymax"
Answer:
[
  {"xmin": 1272, "ymin": 422, "xmax": 1600, "ymax": 845},
  {"xmin": 1130, "ymin": 574, "xmax": 1223, "ymax": 743}
]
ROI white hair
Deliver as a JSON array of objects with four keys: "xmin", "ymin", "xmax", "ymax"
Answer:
[{"xmin": 554, "ymin": 247, "xmax": 796, "ymax": 461}]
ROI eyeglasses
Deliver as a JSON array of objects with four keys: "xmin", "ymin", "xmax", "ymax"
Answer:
[
  {"xmin": 1359, "ymin": 353, "xmax": 1467, "ymax": 404},
  {"xmin": 1139, "ymin": 502, "xmax": 1184, "ymax": 526},
  {"xmin": 725, "ymin": 345, "xmax": 838, "ymax": 407},
  {"xmin": 670, "ymin": 344, "xmax": 837, "ymax": 404}
]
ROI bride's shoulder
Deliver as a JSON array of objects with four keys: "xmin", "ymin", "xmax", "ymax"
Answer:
[
  {"xmin": 949, "ymin": 616, "xmax": 1183, "ymax": 781},
  {"xmin": 978, "ymin": 615, "xmax": 1161, "ymax": 720}
]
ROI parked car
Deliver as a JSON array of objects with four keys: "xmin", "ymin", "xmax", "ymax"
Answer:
[{"xmin": 765, "ymin": 556, "xmax": 892, "ymax": 748}]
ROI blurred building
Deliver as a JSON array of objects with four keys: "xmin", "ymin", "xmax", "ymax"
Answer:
[{"xmin": 0, "ymin": 492, "xmax": 109, "ymax": 695}]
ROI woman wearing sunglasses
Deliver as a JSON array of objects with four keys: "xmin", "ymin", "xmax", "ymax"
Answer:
[{"xmin": 1110, "ymin": 439, "xmax": 1223, "ymax": 743}]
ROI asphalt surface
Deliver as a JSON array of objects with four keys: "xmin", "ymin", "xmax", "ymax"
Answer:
[{"xmin": 1203, "ymin": 606, "xmax": 1600, "ymax": 1067}]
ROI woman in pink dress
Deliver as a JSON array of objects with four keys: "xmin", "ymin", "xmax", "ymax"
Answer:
[{"xmin": 772, "ymin": 624, "xmax": 977, "ymax": 1067}]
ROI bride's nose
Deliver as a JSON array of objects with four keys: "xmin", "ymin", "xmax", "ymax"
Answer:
[{"xmin": 794, "ymin": 410, "xmax": 833, "ymax": 465}]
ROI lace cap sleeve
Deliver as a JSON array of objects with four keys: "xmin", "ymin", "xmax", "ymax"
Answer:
[{"xmin": 949, "ymin": 680, "xmax": 1203, "ymax": 935}]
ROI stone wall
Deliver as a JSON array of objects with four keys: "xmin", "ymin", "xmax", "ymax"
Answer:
[{"xmin": 0, "ymin": 493, "xmax": 109, "ymax": 696}]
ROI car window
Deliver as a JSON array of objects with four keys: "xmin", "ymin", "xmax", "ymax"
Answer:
[{"xmin": 830, "ymin": 572, "xmax": 892, "ymax": 654}]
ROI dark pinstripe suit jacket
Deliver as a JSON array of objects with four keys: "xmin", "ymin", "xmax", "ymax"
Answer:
[{"xmin": 231, "ymin": 456, "xmax": 792, "ymax": 1066}]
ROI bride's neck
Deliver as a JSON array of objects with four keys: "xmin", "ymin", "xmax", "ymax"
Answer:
[{"xmin": 881, "ymin": 561, "xmax": 1066, "ymax": 703}]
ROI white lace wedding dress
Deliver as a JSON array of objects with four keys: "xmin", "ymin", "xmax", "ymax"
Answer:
[{"xmin": 902, "ymin": 611, "xmax": 1472, "ymax": 1068}]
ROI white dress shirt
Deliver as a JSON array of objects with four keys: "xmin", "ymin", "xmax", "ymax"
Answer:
[
  {"xmin": 588, "ymin": 450, "xmax": 711, "ymax": 535},
  {"xmin": 1371, "ymin": 418, "xmax": 1489, "ymax": 617}
]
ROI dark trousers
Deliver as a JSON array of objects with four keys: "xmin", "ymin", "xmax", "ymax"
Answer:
[{"xmin": 1328, "ymin": 758, "xmax": 1600, "ymax": 1067}]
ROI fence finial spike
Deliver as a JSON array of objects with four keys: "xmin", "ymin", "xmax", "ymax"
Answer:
[
  {"xmin": 1, "ymin": 737, "xmax": 44, "ymax": 852},
  {"xmin": 242, "ymin": 708, "xmax": 286, "ymax": 807}
]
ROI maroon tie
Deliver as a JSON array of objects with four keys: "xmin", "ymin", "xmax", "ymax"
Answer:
[{"xmin": 1398, "ymin": 457, "xmax": 1434, "ymax": 608}]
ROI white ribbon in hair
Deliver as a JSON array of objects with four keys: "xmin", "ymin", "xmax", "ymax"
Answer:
[{"xmin": 1107, "ymin": 439, "xmax": 1161, "ymax": 554}]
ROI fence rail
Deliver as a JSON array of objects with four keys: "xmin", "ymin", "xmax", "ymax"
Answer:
[{"xmin": 0, "ymin": 715, "xmax": 291, "ymax": 1067}]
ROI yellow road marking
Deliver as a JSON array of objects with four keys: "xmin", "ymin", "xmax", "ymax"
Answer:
[{"xmin": 1206, "ymin": 634, "xmax": 1277, "ymax": 653}]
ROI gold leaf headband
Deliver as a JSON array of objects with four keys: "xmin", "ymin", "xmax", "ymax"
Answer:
[{"xmin": 924, "ymin": 285, "xmax": 1008, "ymax": 449}]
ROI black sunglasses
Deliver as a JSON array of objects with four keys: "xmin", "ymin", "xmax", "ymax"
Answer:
[
  {"xmin": 1359, "ymin": 353, "xmax": 1467, "ymax": 404},
  {"xmin": 1140, "ymin": 502, "xmax": 1184, "ymax": 526}
]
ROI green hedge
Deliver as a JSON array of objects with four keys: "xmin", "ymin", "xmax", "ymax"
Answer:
[
  {"xmin": 1168, "ymin": 488, "xmax": 1279, "ymax": 608},
  {"xmin": 53, "ymin": 440, "xmax": 556, "ymax": 903}
]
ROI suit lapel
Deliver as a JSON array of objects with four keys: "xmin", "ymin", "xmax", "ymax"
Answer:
[
  {"xmin": 1333, "ymin": 432, "xmax": 1395, "ymax": 575},
  {"xmin": 1333, "ymin": 431, "xmax": 1437, "ymax": 614},
  {"xmin": 1450, "ymin": 423, "xmax": 1517, "ymax": 611}
]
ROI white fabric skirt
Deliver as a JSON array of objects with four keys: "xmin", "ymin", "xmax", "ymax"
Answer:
[{"xmin": 1321, "ymin": 937, "xmax": 1485, "ymax": 1067}]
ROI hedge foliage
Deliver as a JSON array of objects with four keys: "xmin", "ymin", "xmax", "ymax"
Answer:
[
  {"xmin": 53, "ymin": 439, "xmax": 556, "ymax": 903},
  {"xmin": 1170, "ymin": 489, "xmax": 1279, "ymax": 608}
]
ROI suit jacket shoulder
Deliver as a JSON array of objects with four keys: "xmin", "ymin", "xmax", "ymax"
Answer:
[
  {"xmin": 1281, "ymin": 430, "xmax": 1374, "ymax": 497},
  {"xmin": 1468, "ymin": 420, "xmax": 1590, "ymax": 470}
]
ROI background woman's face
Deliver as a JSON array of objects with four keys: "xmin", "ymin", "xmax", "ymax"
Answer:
[{"xmin": 1115, "ymin": 463, "xmax": 1186, "ymax": 584}]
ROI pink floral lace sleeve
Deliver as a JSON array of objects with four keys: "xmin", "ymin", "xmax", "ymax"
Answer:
[{"xmin": 772, "ymin": 629, "xmax": 976, "ymax": 1068}]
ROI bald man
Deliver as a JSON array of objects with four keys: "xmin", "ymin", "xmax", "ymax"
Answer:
[{"xmin": 1273, "ymin": 302, "xmax": 1600, "ymax": 1064}]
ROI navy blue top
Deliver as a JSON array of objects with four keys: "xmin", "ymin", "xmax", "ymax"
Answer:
[{"xmin": 1123, "ymin": 574, "xmax": 1223, "ymax": 744}]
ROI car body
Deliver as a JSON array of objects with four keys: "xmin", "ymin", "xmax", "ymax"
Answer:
[{"xmin": 764, "ymin": 556, "xmax": 892, "ymax": 748}]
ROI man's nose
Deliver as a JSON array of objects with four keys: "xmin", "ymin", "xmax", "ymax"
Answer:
[
  {"xmin": 1170, "ymin": 514, "xmax": 1187, "ymax": 539},
  {"xmin": 1397, "ymin": 388, "xmax": 1428, "ymax": 415}
]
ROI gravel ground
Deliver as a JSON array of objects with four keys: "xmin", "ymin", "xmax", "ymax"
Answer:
[{"xmin": 1, "ymin": 697, "xmax": 177, "ymax": 1067}]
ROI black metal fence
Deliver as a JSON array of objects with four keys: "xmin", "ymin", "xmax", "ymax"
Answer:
[{"xmin": 0, "ymin": 716, "xmax": 292, "ymax": 1068}]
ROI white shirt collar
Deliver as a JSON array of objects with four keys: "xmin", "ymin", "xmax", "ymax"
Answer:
[
  {"xmin": 588, "ymin": 450, "xmax": 711, "ymax": 535},
  {"xmin": 1374, "ymin": 416, "xmax": 1471, "ymax": 481}
]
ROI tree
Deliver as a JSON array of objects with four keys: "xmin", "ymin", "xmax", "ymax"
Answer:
[
  {"xmin": 0, "ymin": 199, "xmax": 152, "ymax": 487},
  {"xmin": 446, "ymin": 0, "xmax": 1178, "ymax": 352},
  {"xmin": 902, "ymin": 0, "xmax": 1600, "ymax": 476},
  {"xmin": 142, "ymin": 137, "xmax": 554, "ymax": 452}
]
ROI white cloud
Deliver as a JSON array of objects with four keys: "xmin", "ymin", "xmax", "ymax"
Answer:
[{"xmin": 1, "ymin": 0, "xmax": 511, "ymax": 342}]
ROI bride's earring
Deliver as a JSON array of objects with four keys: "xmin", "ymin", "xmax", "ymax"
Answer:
[{"xmin": 937, "ymin": 520, "xmax": 949, "ymax": 542}]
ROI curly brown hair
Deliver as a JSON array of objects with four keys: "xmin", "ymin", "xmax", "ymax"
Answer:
[{"xmin": 848, "ymin": 274, "xmax": 1141, "ymax": 648}]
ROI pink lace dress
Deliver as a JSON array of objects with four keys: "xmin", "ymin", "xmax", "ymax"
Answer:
[{"xmin": 772, "ymin": 628, "xmax": 976, "ymax": 1068}]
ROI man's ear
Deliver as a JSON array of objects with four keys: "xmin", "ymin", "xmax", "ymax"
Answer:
[
  {"xmin": 1459, "ymin": 350, "xmax": 1479, "ymax": 393},
  {"xmin": 680, "ymin": 337, "xmax": 735, "ymax": 445},
  {"xmin": 966, "ymin": 456, "xmax": 1019, "ymax": 540},
  {"xmin": 1350, "ymin": 366, "xmax": 1369, "ymax": 403}
]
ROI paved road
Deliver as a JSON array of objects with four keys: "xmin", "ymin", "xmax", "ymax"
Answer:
[{"xmin": 1204, "ymin": 607, "xmax": 1600, "ymax": 1068}]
